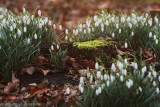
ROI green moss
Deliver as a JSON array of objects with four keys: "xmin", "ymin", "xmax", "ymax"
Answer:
[{"xmin": 73, "ymin": 40, "xmax": 113, "ymax": 50}]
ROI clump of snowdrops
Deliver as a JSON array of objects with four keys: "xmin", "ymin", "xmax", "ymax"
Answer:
[
  {"xmin": 71, "ymin": 11, "xmax": 160, "ymax": 59},
  {"xmin": 0, "ymin": 7, "xmax": 59, "ymax": 83},
  {"xmin": 75, "ymin": 56, "xmax": 160, "ymax": 107}
]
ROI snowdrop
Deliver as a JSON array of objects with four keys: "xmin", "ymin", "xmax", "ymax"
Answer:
[
  {"xmin": 139, "ymin": 87, "xmax": 142, "ymax": 92},
  {"xmin": 153, "ymin": 81, "xmax": 156, "ymax": 87},
  {"xmin": 106, "ymin": 80, "xmax": 110, "ymax": 87},
  {"xmin": 66, "ymin": 88, "xmax": 70, "ymax": 94},
  {"xmin": 119, "ymin": 29, "xmax": 121, "ymax": 33},
  {"xmin": 131, "ymin": 31, "xmax": 134, "ymax": 36},
  {"xmin": 117, "ymin": 61, "xmax": 123, "ymax": 70},
  {"xmin": 124, "ymin": 58, "xmax": 127, "ymax": 65},
  {"xmin": 13, "ymin": 23, "xmax": 16, "ymax": 29},
  {"xmin": 101, "ymin": 27, "xmax": 104, "ymax": 32},
  {"xmin": 112, "ymin": 33, "xmax": 115, "ymax": 38},
  {"xmin": 129, "ymin": 23, "xmax": 132, "ymax": 29},
  {"xmin": 17, "ymin": 29, "xmax": 21, "ymax": 35},
  {"xmin": 148, "ymin": 19, "xmax": 152, "ymax": 26},
  {"xmin": 127, "ymin": 17, "xmax": 130, "ymax": 22},
  {"xmin": 111, "ymin": 63, "xmax": 116, "ymax": 72},
  {"xmin": 154, "ymin": 16, "xmax": 158, "ymax": 24},
  {"xmin": 154, "ymin": 35, "xmax": 156, "ymax": 40},
  {"xmin": 10, "ymin": 26, "xmax": 13, "ymax": 31},
  {"xmin": 156, "ymin": 87, "xmax": 159, "ymax": 94},
  {"xmin": 101, "ymin": 75, "xmax": 103, "ymax": 80},
  {"xmin": 34, "ymin": 34, "xmax": 37, "ymax": 39},
  {"xmin": 97, "ymin": 71, "xmax": 101, "ymax": 79},
  {"xmin": 94, "ymin": 15, "xmax": 97, "ymax": 21},
  {"xmin": 121, "ymin": 16, "xmax": 125, "ymax": 23},
  {"xmin": 116, "ymin": 23, "xmax": 119, "ymax": 29},
  {"xmin": 48, "ymin": 20, "xmax": 52, "ymax": 26},
  {"xmin": 95, "ymin": 62, "xmax": 99, "ymax": 69},
  {"xmin": 105, "ymin": 20, "xmax": 109, "ymax": 26},
  {"xmin": 80, "ymin": 77, "xmax": 84, "ymax": 84},
  {"xmin": 90, "ymin": 75, "xmax": 93, "ymax": 83},
  {"xmin": 120, "ymin": 75, "xmax": 124, "ymax": 82},
  {"xmin": 59, "ymin": 25, "xmax": 62, "ymax": 30},
  {"xmin": 65, "ymin": 29, "xmax": 69, "ymax": 34},
  {"xmin": 38, "ymin": 10, "xmax": 41, "ymax": 16},
  {"xmin": 24, "ymin": 27, "xmax": 26, "ymax": 32},
  {"xmin": 27, "ymin": 38, "xmax": 30, "ymax": 44},
  {"xmin": 57, "ymin": 44, "xmax": 59, "ymax": 49},
  {"xmin": 125, "ymin": 42, "xmax": 128, "ymax": 48},
  {"xmin": 65, "ymin": 36, "xmax": 68, "ymax": 40},
  {"xmin": 53, "ymin": 24, "xmax": 56, "ymax": 29},
  {"xmin": 51, "ymin": 45, "xmax": 54, "ymax": 50},
  {"xmin": 149, "ymin": 32, "xmax": 152, "ymax": 38}
]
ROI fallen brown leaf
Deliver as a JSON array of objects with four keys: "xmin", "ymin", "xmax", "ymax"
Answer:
[
  {"xmin": 21, "ymin": 66, "xmax": 35, "ymax": 75},
  {"xmin": 35, "ymin": 68, "xmax": 50, "ymax": 76},
  {"xmin": 4, "ymin": 82, "xmax": 17, "ymax": 94}
]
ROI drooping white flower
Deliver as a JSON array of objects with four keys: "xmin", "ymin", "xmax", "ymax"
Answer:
[
  {"xmin": 117, "ymin": 61, "xmax": 123, "ymax": 70},
  {"xmin": 38, "ymin": 10, "xmax": 41, "ymax": 16},
  {"xmin": 152, "ymin": 71, "xmax": 157, "ymax": 78},
  {"xmin": 10, "ymin": 26, "xmax": 13, "ymax": 31},
  {"xmin": 106, "ymin": 80, "xmax": 110, "ymax": 87},
  {"xmin": 80, "ymin": 77, "xmax": 84, "ymax": 84},
  {"xmin": 105, "ymin": 20, "xmax": 109, "ymax": 26},
  {"xmin": 90, "ymin": 75, "xmax": 93, "ymax": 83},
  {"xmin": 24, "ymin": 27, "xmax": 26, "ymax": 32},
  {"xmin": 148, "ymin": 19, "xmax": 152, "ymax": 26},
  {"xmin": 149, "ymin": 32, "xmax": 152, "ymax": 38},
  {"xmin": 101, "ymin": 27, "xmax": 104, "ymax": 32},
  {"xmin": 27, "ymin": 38, "xmax": 30, "ymax": 44},
  {"xmin": 95, "ymin": 62, "xmax": 99, "ymax": 70},
  {"xmin": 131, "ymin": 31, "xmax": 134, "ymax": 36},
  {"xmin": 129, "ymin": 23, "xmax": 132, "ymax": 29},
  {"xmin": 127, "ymin": 16, "xmax": 130, "ymax": 22},
  {"xmin": 65, "ymin": 36, "xmax": 68, "ymax": 40},
  {"xmin": 65, "ymin": 29, "xmax": 69, "ymax": 34},
  {"xmin": 156, "ymin": 87, "xmax": 159, "ymax": 94},
  {"xmin": 153, "ymin": 81, "xmax": 156, "ymax": 87},
  {"xmin": 116, "ymin": 23, "xmax": 119, "ymax": 29},
  {"xmin": 158, "ymin": 76, "xmax": 160, "ymax": 82},
  {"xmin": 94, "ymin": 15, "xmax": 97, "ymax": 21},
  {"xmin": 112, "ymin": 33, "xmax": 115, "ymax": 38},
  {"xmin": 125, "ymin": 42, "xmax": 128, "ymax": 48},
  {"xmin": 80, "ymin": 86, "xmax": 84, "ymax": 93},
  {"xmin": 31, "ymin": 15, "xmax": 34, "ymax": 21},
  {"xmin": 154, "ymin": 35, "xmax": 156, "ymax": 40},
  {"xmin": 34, "ymin": 34, "xmax": 37, "ymax": 39},
  {"xmin": 119, "ymin": 29, "xmax": 121, "ymax": 33},
  {"xmin": 48, "ymin": 20, "xmax": 52, "ymax": 26},
  {"xmin": 13, "ymin": 23, "xmax": 16, "ymax": 29},
  {"xmin": 57, "ymin": 44, "xmax": 59, "ymax": 49},
  {"xmin": 154, "ymin": 16, "xmax": 159, "ymax": 24},
  {"xmin": 139, "ymin": 87, "xmax": 142, "ymax": 92},
  {"xmin": 121, "ymin": 16, "xmax": 125, "ymax": 23},
  {"xmin": 101, "ymin": 75, "xmax": 103, "ymax": 80},
  {"xmin": 97, "ymin": 71, "xmax": 101, "ymax": 79},
  {"xmin": 111, "ymin": 63, "xmax": 116, "ymax": 72},
  {"xmin": 59, "ymin": 25, "xmax": 62, "ymax": 30},
  {"xmin": 66, "ymin": 88, "xmax": 70, "ymax": 94},
  {"xmin": 51, "ymin": 45, "xmax": 54, "ymax": 50},
  {"xmin": 124, "ymin": 58, "xmax": 127, "ymax": 65},
  {"xmin": 23, "ymin": 8, "xmax": 26, "ymax": 13},
  {"xmin": 120, "ymin": 75, "xmax": 124, "ymax": 82},
  {"xmin": 17, "ymin": 29, "xmax": 21, "ymax": 35}
]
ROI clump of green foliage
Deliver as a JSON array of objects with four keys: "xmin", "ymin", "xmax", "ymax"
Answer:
[{"xmin": 73, "ymin": 40, "xmax": 113, "ymax": 50}]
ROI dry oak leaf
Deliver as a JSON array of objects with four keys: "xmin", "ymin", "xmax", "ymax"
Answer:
[
  {"xmin": 2, "ymin": 95, "xmax": 17, "ymax": 102},
  {"xmin": 21, "ymin": 66, "xmax": 35, "ymax": 75},
  {"xmin": 35, "ymin": 67, "xmax": 50, "ymax": 76},
  {"xmin": 4, "ymin": 82, "xmax": 17, "ymax": 94},
  {"xmin": 30, "ymin": 87, "xmax": 49, "ymax": 98}
]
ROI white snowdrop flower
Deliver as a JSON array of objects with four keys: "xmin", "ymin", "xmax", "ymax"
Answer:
[
  {"xmin": 127, "ymin": 17, "xmax": 130, "ymax": 22},
  {"xmin": 87, "ymin": 72, "xmax": 90, "ymax": 78},
  {"xmin": 65, "ymin": 36, "xmax": 68, "ymax": 40},
  {"xmin": 132, "ymin": 13, "xmax": 136, "ymax": 19},
  {"xmin": 83, "ymin": 24, "xmax": 86, "ymax": 28},
  {"xmin": 84, "ymin": 29, "xmax": 86, "ymax": 34},
  {"xmin": 116, "ymin": 73, "xmax": 119, "ymax": 77},
  {"xmin": 80, "ymin": 87, "xmax": 84, "ymax": 93},
  {"xmin": 98, "ymin": 18, "xmax": 102, "ymax": 23},
  {"xmin": 57, "ymin": 44, "xmax": 59, "ymax": 49},
  {"xmin": 158, "ymin": 76, "xmax": 160, "ymax": 82},
  {"xmin": 31, "ymin": 15, "xmax": 34, "ymax": 21},
  {"xmin": 59, "ymin": 25, "xmax": 62, "ymax": 30},
  {"xmin": 90, "ymin": 75, "xmax": 93, "ymax": 83},
  {"xmin": 27, "ymin": 38, "xmax": 30, "ymax": 44},
  {"xmin": 142, "ymin": 66, "xmax": 147, "ymax": 74},
  {"xmin": 156, "ymin": 39, "xmax": 158, "ymax": 44},
  {"xmin": 117, "ymin": 62, "xmax": 123, "ymax": 70},
  {"xmin": 27, "ymin": 19, "xmax": 30, "ymax": 25},
  {"xmin": 156, "ymin": 87, "xmax": 159, "ymax": 94},
  {"xmin": 111, "ymin": 63, "xmax": 116, "ymax": 72},
  {"xmin": 53, "ymin": 24, "xmax": 56, "ymax": 29},
  {"xmin": 149, "ymin": 32, "xmax": 152, "ymax": 38},
  {"xmin": 145, "ymin": 13, "xmax": 148, "ymax": 18},
  {"xmin": 148, "ymin": 72, "xmax": 151, "ymax": 78},
  {"xmin": 119, "ymin": 29, "xmax": 121, "ymax": 33},
  {"xmin": 110, "ymin": 75, "xmax": 115, "ymax": 82},
  {"xmin": 80, "ymin": 77, "xmax": 84, "ymax": 84},
  {"xmin": 34, "ymin": 34, "xmax": 37, "ymax": 39},
  {"xmin": 95, "ymin": 21, "xmax": 99, "ymax": 27},
  {"xmin": 129, "ymin": 79, "xmax": 133, "ymax": 86},
  {"xmin": 98, "ymin": 87, "xmax": 102, "ymax": 94},
  {"xmin": 139, "ymin": 87, "xmax": 142, "ymax": 92},
  {"xmin": 10, "ymin": 26, "xmax": 13, "ymax": 31},
  {"xmin": 45, "ymin": 17, "xmax": 48, "ymax": 24},
  {"xmin": 111, "ymin": 17, "xmax": 115, "ymax": 22},
  {"xmin": 24, "ymin": 27, "xmax": 26, "ymax": 32},
  {"xmin": 38, "ymin": 10, "xmax": 41, "ymax": 16},
  {"xmin": 116, "ymin": 23, "xmax": 119, "ymax": 29},
  {"xmin": 51, "ymin": 45, "xmax": 54, "ymax": 50},
  {"xmin": 125, "ymin": 42, "xmax": 128, "ymax": 48},
  {"xmin": 133, "ymin": 62, "xmax": 138, "ymax": 69},
  {"xmin": 121, "ymin": 16, "xmax": 125, "ymax": 23},
  {"xmin": 105, "ymin": 20, "xmax": 109, "ymax": 26},
  {"xmin": 66, "ymin": 88, "xmax": 70, "ymax": 94},
  {"xmin": 101, "ymin": 23, "xmax": 104, "ymax": 28},
  {"xmin": 131, "ymin": 31, "xmax": 134, "ymax": 36},
  {"xmin": 106, "ymin": 80, "xmax": 110, "ymax": 87},
  {"xmin": 104, "ymin": 74, "xmax": 107, "ymax": 80},
  {"xmin": 39, "ymin": 23, "xmax": 42, "ymax": 28},
  {"xmin": 148, "ymin": 19, "xmax": 152, "ymax": 26},
  {"xmin": 126, "ymin": 81, "xmax": 131, "ymax": 88},
  {"xmin": 112, "ymin": 33, "xmax": 115, "ymax": 38},
  {"xmin": 154, "ymin": 35, "xmax": 156, "ymax": 40},
  {"xmin": 97, "ymin": 71, "xmax": 101, "ymax": 79},
  {"xmin": 94, "ymin": 15, "xmax": 97, "ymax": 21},
  {"xmin": 153, "ymin": 81, "xmax": 156, "ymax": 87},
  {"xmin": 96, "ymin": 89, "xmax": 99, "ymax": 95},
  {"xmin": 129, "ymin": 23, "xmax": 132, "ymax": 29},
  {"xmin": 154, "ymin": 16, "xmax": 158, "ymax": 24},
  {"xmin": 17, "ymin": 29, "xmax": 21, "ymax": 35},
  {"xmin": 95, "ymin": 81, "xmax": 98, "ymax": 86},
  {"xmin": 101, "ymin": 27, "xmax": 104, "ymax": 32},
  {"xmin": 13, "ymin": 23, "xmax": 16, "ymax": 29},
  {"xmin": 65, "ymin": 29, "xmax": 69, "ymax": 34},
  {"xmin": 48, "ymin": 20, "xmax": 52, "ymax": 26},
  {"xmin": 95, "ymin": 62, "xmax": 99, "ymax": 69},
  {"xmin": 120, "ymin": 75, "xmax": 124, "ymax": 82},
  {"xmin": 152, "ymin": 71, "xmax": 157, "ymax": 78},
  {"xmin": 123, "ymin": 69, "xmax": 127, "ymax": 76},
  {"xmin": 124, "ymin": 58, "xmax": 127, "ymax": 65},
  {"xmin": 23, "ymin": 8, "xmax": 26, "ymax": 13}
]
